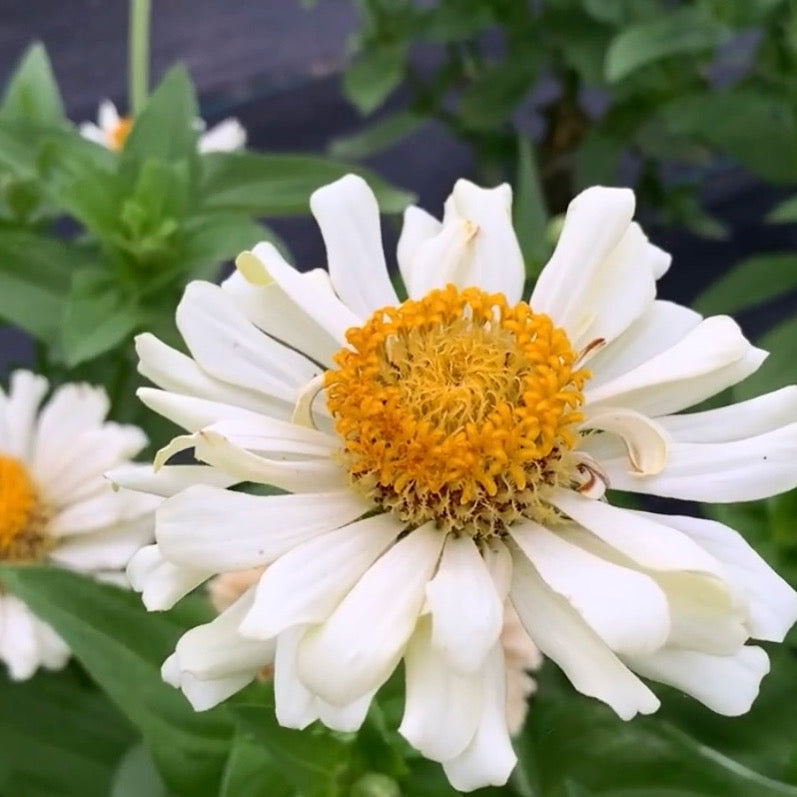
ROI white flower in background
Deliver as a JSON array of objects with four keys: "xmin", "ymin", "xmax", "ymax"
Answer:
[
  {"xmin": 0, "ymin": 373, "xmax": 162, "ymax": 680},
  {"xmin": 120, "ymin": 175, "xmax": 797, "ymax": 792},
  {"xmin": 79, "ymin": 99, "xmax": 247, "ymax": 153}
]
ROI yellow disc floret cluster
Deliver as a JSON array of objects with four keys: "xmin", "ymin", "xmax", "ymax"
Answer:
[
  {"xmin": 325, "ymin": 284, "xmax": 589, "ymax": 537},
  {"xmin": 0, "ymin": 455, "xmax": 51, "ymax": 562}
]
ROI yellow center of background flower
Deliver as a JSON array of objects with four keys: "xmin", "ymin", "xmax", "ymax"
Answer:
[
  {"xmin": 325, "ymin": 285, "xmax": 589, "ymax": 537},
  {"xmin": 0, "ymin": 455, "xmax": 51, "ymax": 561},
  {"xmin": 109, "ymin": 117, "xmax": 133, "ymax": 151}
]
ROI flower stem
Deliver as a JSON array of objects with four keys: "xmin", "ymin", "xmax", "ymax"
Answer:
[{"xmin": 128, "ymin": 0, "xmax": 151, "ymax": 115}]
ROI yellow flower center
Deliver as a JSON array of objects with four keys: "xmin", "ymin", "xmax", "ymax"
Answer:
[
  {"xmin": 109, "ymin": 117, "xmax": 133, "ymax": 151},
  {"xmin": 325, "ymin": 285, "xmax": 589, "ymax": 538},
  {"xmin": 0, "ymin": 455, "xmax": 51, "ymax": 561}
]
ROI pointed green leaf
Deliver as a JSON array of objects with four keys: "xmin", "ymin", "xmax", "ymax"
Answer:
[
  {"xmin": 123, "ymin": 65, "xmax": 199, "ymax": 162},
  {"xmin": 343, "ymin": 44, "xmax": 406, "ymax": 115},
  {"xmin": 199, "ymin": 152, "xmax": 413, "ymax": 215},
  {"xmin": 1, "ymin": 42, "xmax": 64, "ymax": 124},
  {"xmin": 513, "ymin": 136, "xmax": 549, "ymax": 280},
  {"xmin": 329, "ymin": 111, "xmax": 424, "ymax": 159},
  {"xmin": 62, "ymin": 271, "xmax": 142, "ymax": 366}
]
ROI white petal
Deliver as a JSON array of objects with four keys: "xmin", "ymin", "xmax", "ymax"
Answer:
[
  {"xmin": 137, "ymin": 387, "xmax": 287, "ymax": 433},
  {"xmin": 397, "ymin": 205, "xmax": 441, "ymax": 293},
  {"xmin": 315, "ymin": 690, "xmax": 376, "ymax": 733},
  {"xmin": 127, "ymin": 544, "xmax": 212, "ymax": 610},
  {"xmin": 34, "ymin": 424, "xmax": 148, "ymax": 507},
  {"xmin": 657, "ymin": 386, "xmax": 797, "ymax": 443},
  {"xmin": 624, "ymin": 646, "xmax": 769, "ymax": 716},
  {"xmin": 551, "ymin": 222, "xmax": 659, "ymax": 350},
  {"xmin": 406, "ymin": 181, "xmax": 524, "ymax": 302},
  {"xmin": 425, "ymin": 534, "xmax": 504, "ymax": 672},
  {"xmin": 551, "ymin": 489, "xmax": 725, "ymax": 577},
  {"xmin": 174, "ymin": 588, "xmax": 275, "ymax": 681},
  {"xmin": 163, "ymin": 654, "xmax": 253, "ymax": 712},
  {"xmin": 97, "ymin": 99, "xmax": 120, "ymax": 130},
  {"xmin": 242, "ymin": 243, "xmax": 362, "ymax": 341},
  {"xmin": 154, "ymin": 424, "xmax": 345, "ymax": 494},
  {"xmin": 658, "ymin": 572, "xmax": 747, "ymax": 655},
  {"xmin": 586, "ymin": 301, "xmax": 702, "ymax": 388},
  {"xmin": 32, "ymin": 617, "xmax": 70, "ymax": 671},
  {"xmin": 0, "ymin": 596, "xmax": 42, "ymax": 680},
  {"xmin": 48, "ymin": 486, "xmax": 159, "ymax": 536},
  {"xmin": 597, "ymin": 424, "xmax": 797, "ymax": 502},
  {"xmin": 399, "ymin": 617, "xmax": 483, "ymax": 762},
  {"xmin": 509, "ymin": 543, "xmax": 659, "ymax": 720},
  {"xmin": 442, "ymin": 645, "xmax": 517, "ymax": 792},
  {"xmin": 221, "ymin": 269, "xmax": 340, "ymax": 367},
  {"xmin": 511, "ymin": 520, "xmax": 670, "ymax": 656},
  {"xmin": 581, "ymin": 406, "xmax": 669, "ymax": 475},
  {"xmin": 156, "ymin": 484, "xmax": 368, "ymax": 571},
  {"xmin": 240, "ymin": 513, "xmax": 401, "ymax": 640},
  {"xmin": 585, "ymin": 316, "xmax": 765, "ymax": 416},
  {"xmin": 273, "ymin": 627, "xmax": 318, "ymax": 729},
  {"xmin": 642, "ymin": 512, "xmax": 797, "ymax": 642},
  {"xmin": 176, "ymin": 281, "xmax": 320, "ymax": 402},
  {"xmin": 79, "ymin": 122, "xmax": 108, "ymax": 146},
  {"xmin": 31, "ymin": 383, "xmax": 110, "ymax": 476},
  {"xmin": 482, "ymin": 540, "xmax": 513, "ymax": 601},
  {"xmin": 136, "ymin": 333, "xmax": 288, "ymax": 417},
  {"xmin": 310, "ymin": 174, "xmax": 398, "ymax": 317},
  {"xmin": 198, "ymin": 117, "xmax": 247, "ymax": 152},
  {"xmin": 297, "ymin": 523, "xmax": 446, "ymax": 706},
  {"xmin": 106, "ymin": 463, "xmax": 237, "ymax": 497},
  {"xmin": 531, "ymin": 186, "xmax": 635, "ymax": 322},
  {"xmin": 2, "ymin": 370, "xmax": 48, "ymax": 459},
  {"xmin": 443, "ymin": 180, "xmax": 524, "ymax": 302},
  {"xmin": 49, "ymin": 514, "xmax": 153, "ymax": 573}
]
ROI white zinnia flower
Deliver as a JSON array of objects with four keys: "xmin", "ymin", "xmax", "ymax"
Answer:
[
  {"xmin": 79, "ymin": 99, "xmax": 247, "ymax": 153},
  {"xmin": 122, "ymin": 175, "xmax": 797, "ymax": 792},
  {"xmin": 0, "ymin": 372, "xmax": 162, "ymax": 680}
]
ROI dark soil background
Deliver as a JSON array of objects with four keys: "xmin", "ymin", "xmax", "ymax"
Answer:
[{"xmin": 1, "ymin": 0, "xmax": 796, "ymax": 377}]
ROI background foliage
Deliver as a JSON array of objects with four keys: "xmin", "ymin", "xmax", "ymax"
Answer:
[{"xmin": 1, "ymin": 1, "xmax": 797, "ymax": 794}]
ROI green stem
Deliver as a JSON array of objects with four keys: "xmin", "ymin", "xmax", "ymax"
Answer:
[{"xmin": 128, "ymin": 0, "xmax": 151, "ymax": 115}]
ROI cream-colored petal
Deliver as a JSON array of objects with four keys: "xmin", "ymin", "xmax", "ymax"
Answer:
[
  {"xmin": 581, "ymin": 406, "xmax": 669, "ymax": 475},
  {"xmin": 397, "ymin": 205, "xmax": 441, "ymax": 294},
  {"xmin": 127, "ymin": 544, "xmax": 211, "ymax": 610},
  {"xmin": 509, "ymin": 543, "xmax": 659, "ymax": 721},
  {"xmin": 198, "ymin": 117, "xmax": 247, "ymax": 152},
  {"xmin": 511, "ymin": 520, "xmax": 670, "ymax": 656},
  {"xmin": 106, "ymin": 464, "xmax": 237, "ymax": 498}
]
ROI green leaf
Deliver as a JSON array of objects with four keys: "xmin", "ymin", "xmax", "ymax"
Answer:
[
  {"xmin": 0, "ymin": 667, "xmax": 135, "ymax": 797},
  {"xmin": 0, "ymin": 42, "xmax": 64, "ymax": 124},
  {"xmin": 232, "ymin": 697, "xmax": 353, "ymax": 796},
  {"xmin": 219, "ymin": 731, "xmax": 292, "ymax": 797},
  {"xmin": 111, "ymin": 743, "xmax": 170, "ymax": 797},
  {"xmin": 660, "ymin": 91, "xmax": 797, "ymax": 184},
  {"xmin": 458, "ymin": 56, "xmax": 537, "ymax": 130},
  {"xmin": 0, "ymin": 566, "xmax": 235, "ymax": 797},
  {"xmin": 733, "ymin": 316, "xmax": 797, "ymax": 402},
  {"xmin": 329, "ymin": 110, "xmax": 424, "ymax": 159},
  {"xmin": 693, "ymin": 254, "xmax": 797, "ymax": 316},
  {"xmin": 767, "ymin": 194, "xmax": 797, "ymax": 223},
  {"xmin": 178, "ymin": 214, "xmax": 275, "ymax": 283},
  {"xmin": 0, "ymin": 230, "xmax": 85, "ymax": 343},
  {"xmin": 605, "ymin": 8, "xmax": 729, "ymax": 82},
  {"xmin": 62, "ymin": 271, "xmax": 142, "ymax": 366},
  {"xmin": 513, "ymin": 136, "xmax": 549, "ymax": 279},
  {"xmin": 199, "ymin": 152, "xmax": 414, "ymax": 215},
  {"xmin": 123, "ymin": 65, "xmax": 199, "ymax": 162},
  {"xmin": 343, "ymin": 44, "xmax": 406, "ymax": 115},
  {"xmin": 519, "ymin": 664, "xmax": 797, "ymax": 795}
]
